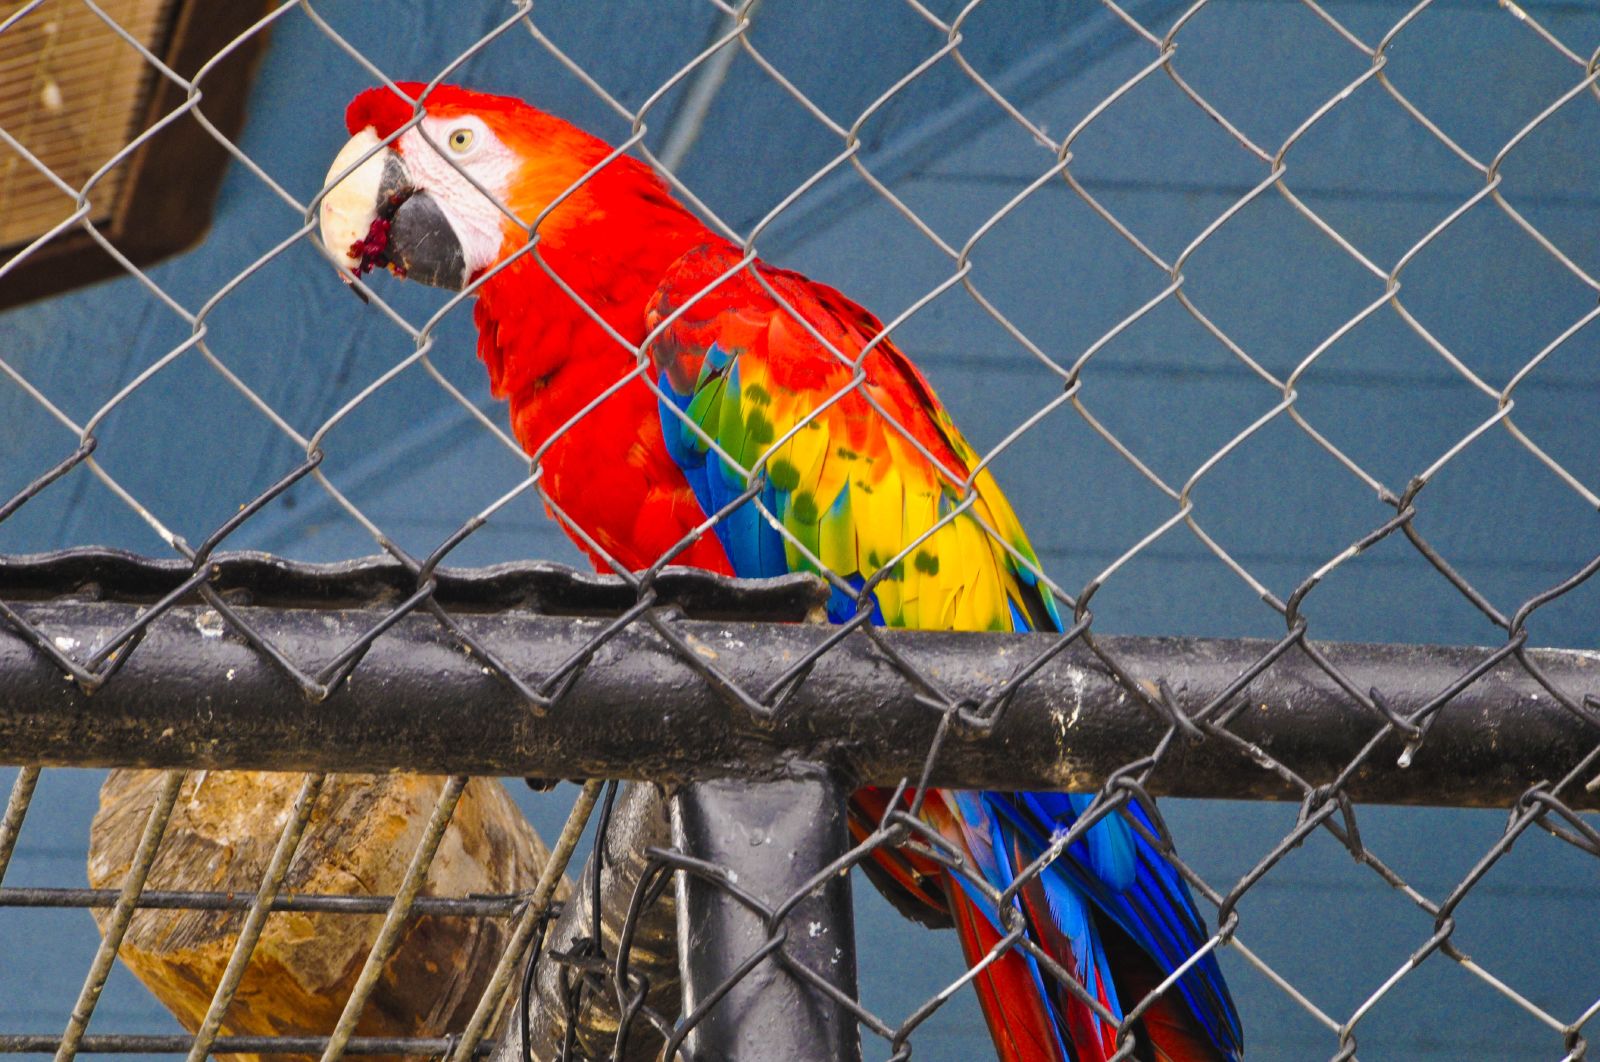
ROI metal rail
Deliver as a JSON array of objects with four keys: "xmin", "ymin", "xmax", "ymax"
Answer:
[
  {"xmin": 0, "ymin": 1034, "xmax": 495, "ymax": 1056},
  {"xmin": 3, "ymin": 592, "xmax": 1598, "ymax": 806},
  {"xmin": 0, "ymin": 887, "xmax": 524, "ymax": 916}
]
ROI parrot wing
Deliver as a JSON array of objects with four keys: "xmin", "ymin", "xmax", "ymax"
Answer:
[
  {"xmin": 645, "ymin": 242, "xmax": 1241, "ymax": 1061},
  {"xmin": 644, "ymin": 242, "xmax": 1060, "ymax": 633}
]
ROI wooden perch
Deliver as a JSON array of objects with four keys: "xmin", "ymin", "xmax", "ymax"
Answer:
[{"xmin": 88, "ymin": 770, "xmax": 570, "ymax": 1062}]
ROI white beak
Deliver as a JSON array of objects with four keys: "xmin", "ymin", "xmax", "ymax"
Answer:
[{"xmin": 319, "ymin": 128, "xmax": 388, "ymax": 273}]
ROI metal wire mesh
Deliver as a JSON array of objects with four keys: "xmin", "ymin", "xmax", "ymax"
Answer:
[{"xmin": 2, "ymin": 0, "xmax": 1600, "ymax": 1059}]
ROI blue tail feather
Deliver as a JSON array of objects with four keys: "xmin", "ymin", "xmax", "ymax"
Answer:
[{"xmin": 980, "ymin": 790, "xmax": 1241, "ymax": 1058}]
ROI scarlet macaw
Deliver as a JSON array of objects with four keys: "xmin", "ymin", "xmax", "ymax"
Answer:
[{"xmin": 319, "ymin": 83, "xmax": 1242, "ymax": 1062}]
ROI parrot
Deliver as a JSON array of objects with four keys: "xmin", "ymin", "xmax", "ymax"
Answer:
[{"xmin": 318, "ymin": 82, "xmax": 1243, "ymax": 1062}]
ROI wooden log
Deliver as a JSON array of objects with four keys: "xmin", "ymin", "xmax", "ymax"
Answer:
[
  {"xmin": 88, "ymin": 770, "xmax": 570, "ymax": 1061},
  {"xmin": 508, "ymin": 782, "xmax": 679, "ymax": 1062}
]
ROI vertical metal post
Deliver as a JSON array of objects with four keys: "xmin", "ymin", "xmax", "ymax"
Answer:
[{"xmin": 670, "ymin": 770, "xmax": 861, "ymax": 1062}]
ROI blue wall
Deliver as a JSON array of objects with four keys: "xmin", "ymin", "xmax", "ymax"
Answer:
[{"xmin": 3, "ymin": 1, "xmax": 1598, "ymax": 1058}]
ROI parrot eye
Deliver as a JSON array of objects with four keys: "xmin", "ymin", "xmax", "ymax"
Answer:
[{"xmin": 447, "ymin": 127, "xmax": 475, "ymax": 154}]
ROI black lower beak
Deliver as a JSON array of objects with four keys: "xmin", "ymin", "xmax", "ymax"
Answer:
[
  {"xmin": 352, "ymin": 154, "xmax": 467, "ymax": 292},
  {"xmin": 385, "ymin": 191, "xmax": 467, "ymax": 291}
]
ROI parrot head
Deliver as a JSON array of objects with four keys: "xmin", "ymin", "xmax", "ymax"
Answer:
[{"xmin": 318, "ymin": 83, "xmax": 623, "ymax": 291}]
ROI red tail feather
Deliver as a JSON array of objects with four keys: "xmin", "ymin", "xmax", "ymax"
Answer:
[
  {"xmin": 946, "ymin": 882, "xmax": 1071, "ymax": 1062},
  {"xmin": 1100, "ymin": 921, "xmax": 1230, "ymax": 1062},
  {"xmin": 849, "ymin": 788, "xmax": 949, "ymax": 920},
  {"xmin": 1015, "ymin": 873, "xmax": 1119, "ymax": 1061}
]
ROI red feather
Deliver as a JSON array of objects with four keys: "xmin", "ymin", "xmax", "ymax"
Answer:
[
  {"xmin": 345, "ymin": 81, "xmax": 424, "ymax": 138},
  {"xmin": 947, "ymin": 881, "xmax": 1071, "ymax": 1062},
  {"xmin": 346, "ymin": 81, "xmax": 527, "ymax": 139},
  {"xmin": 1099, "ymin": 920, "xmax": 1226, "ymax": 1062}
]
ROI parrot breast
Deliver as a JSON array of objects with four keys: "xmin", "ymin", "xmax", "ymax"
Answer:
[{"xmin": 468, "ymin": 181, "xmax": 734, "ymax": 575}]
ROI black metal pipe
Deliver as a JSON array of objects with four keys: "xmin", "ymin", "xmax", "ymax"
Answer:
[
  {"xmin": 0, "ymin": 887, "xmax": 521, "ymax": 916},
  {"xmin": 0, "ymin": 1034, "xmax": 494, "ymax": 1055},
  {"xmin": 670, "ymin": 772, "xmax": 860, "ymax": 1062},
  {"xmin": 1, "ymin": 598, "xmax": 1598, "ymax": 806}
]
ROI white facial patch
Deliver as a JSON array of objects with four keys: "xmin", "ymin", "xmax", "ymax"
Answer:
[{"xmin": 398, "ymin": 117, "xmax": 520, "ymax": 277}]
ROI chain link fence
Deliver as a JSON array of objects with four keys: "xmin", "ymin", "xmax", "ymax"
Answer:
[{"xmin": 2, "ymin": 0, "xmax": 1599, "ymax": 1059}]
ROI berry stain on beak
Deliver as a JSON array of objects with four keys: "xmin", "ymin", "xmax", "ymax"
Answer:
[{"xmin": 348, "ymin": 188, "xmax": 414, "ymax": 280}]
